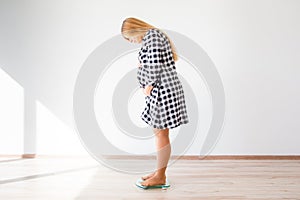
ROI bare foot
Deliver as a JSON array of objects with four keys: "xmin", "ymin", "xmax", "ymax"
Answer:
[
  {"xmin": 141, "ymin": 174, "xmax": 166, "ymax": 187},
  {"xmin": 141, "ymin": 172, "xmax": 156, "ymax": 180}
]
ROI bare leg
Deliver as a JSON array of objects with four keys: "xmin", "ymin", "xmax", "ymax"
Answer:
[{"xmin": 141, "ymin": 128, "xmax": 171, "ymax": 186}]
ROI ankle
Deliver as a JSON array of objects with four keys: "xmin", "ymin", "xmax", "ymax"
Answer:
[{"xmin": 154, "ymin": 172, "xmax": 166, "ymax": 179}]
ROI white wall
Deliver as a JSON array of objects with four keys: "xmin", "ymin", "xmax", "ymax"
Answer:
[{"xmin": 0, "ymin": 0, "xmax": 299, "ymax": 155}]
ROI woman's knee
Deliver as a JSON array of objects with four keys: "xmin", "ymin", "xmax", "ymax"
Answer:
[{"xmin": 153, "ymin": 128, "xmax": 169, "ymax": 136}]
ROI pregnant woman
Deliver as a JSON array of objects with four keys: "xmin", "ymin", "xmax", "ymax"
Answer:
[{"xmin": 121, "ymin": 17, "xmax": 189, "ymax": 188}]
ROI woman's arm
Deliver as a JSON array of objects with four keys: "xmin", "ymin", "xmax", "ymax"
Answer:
[
  {"xmin": 143, "ymin": 29, "xmax": 164, "ymax": 88},
  {"xmin": 143, "ymin": 85, "xmax": 153, "ymax": 96}
]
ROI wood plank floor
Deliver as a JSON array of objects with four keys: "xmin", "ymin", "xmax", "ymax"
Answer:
[{"xmin": 0, "ymin": 156, "xmax": 299, "ymax": 199}]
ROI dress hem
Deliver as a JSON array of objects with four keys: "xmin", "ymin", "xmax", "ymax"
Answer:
[{"xmin": 141, "ymin": 116, "xmax": 189, "ymax": 129}]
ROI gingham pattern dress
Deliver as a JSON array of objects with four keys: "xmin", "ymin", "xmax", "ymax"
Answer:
[{"xmin": 137, "ymin": 28, "xmax": 189, "ymax": 129}]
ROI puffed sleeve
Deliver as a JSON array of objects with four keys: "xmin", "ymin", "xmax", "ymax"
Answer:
[{"xmin": 142, "ymin": 29, "xmax": 165, "ymax": 87}]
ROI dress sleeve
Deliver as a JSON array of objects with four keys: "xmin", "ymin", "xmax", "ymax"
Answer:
[
  {"xmin": 142, "ymin": 29, "xmax": 165, "ymax": 87},
  {"xmin": 137, "ymin": 67, "xmax": 146, "ymax": 88}
]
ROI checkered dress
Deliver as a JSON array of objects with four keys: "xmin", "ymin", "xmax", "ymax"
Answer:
[{"xmin": 137, "ymin": 28, "xmax": 189, "ymax": 129}]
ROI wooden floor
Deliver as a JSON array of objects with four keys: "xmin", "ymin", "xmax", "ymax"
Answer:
[{"xmin": 0, "ymin": 156, "xmax": 299, "ymax": 199}]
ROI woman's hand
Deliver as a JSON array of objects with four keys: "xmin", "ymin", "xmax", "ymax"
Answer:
[{"xmin": 143, "ymin": 85, "xmax": 154, "ymax": 96}]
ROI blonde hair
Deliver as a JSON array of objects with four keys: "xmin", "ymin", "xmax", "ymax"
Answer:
[{"xmin": 121, "ymin": 17, "xmax": 178, "ymax": 61}]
